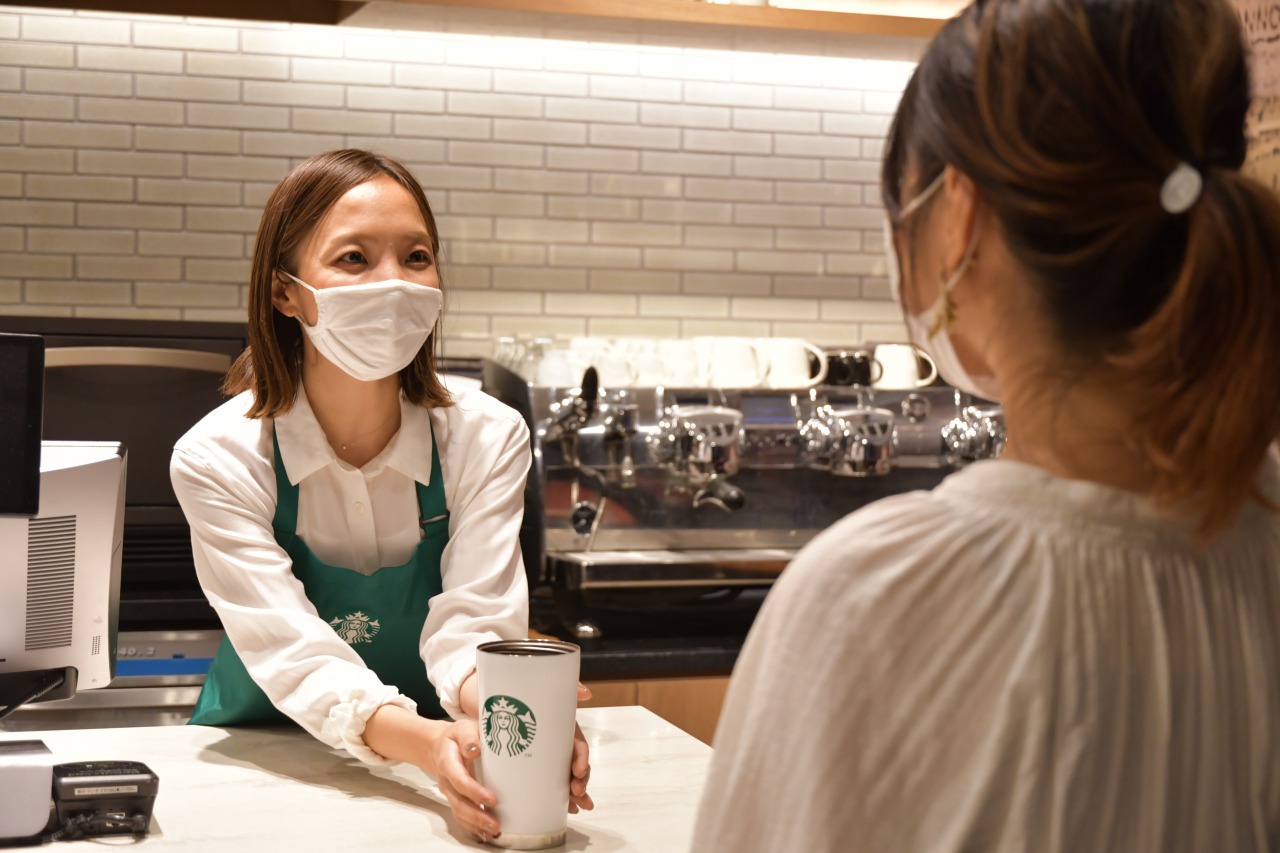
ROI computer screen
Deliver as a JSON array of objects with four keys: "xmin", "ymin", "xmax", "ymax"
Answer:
[{"xmin": 0, "ymin": 333, "xmax": 44, "ymax": 517}]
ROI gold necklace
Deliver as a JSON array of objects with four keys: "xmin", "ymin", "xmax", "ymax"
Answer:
[{"xmin": 337, "ymin": 410, "xmax": 399, "ymax": 452}]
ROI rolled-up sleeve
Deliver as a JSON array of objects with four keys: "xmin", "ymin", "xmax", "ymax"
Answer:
[
  {"xmin": 423, "ymin": 410, "xmax": 531, "ymax": 720},
  {"xmin": 170, "ymin": 442, "xmax": 415, "ymax": 762}
]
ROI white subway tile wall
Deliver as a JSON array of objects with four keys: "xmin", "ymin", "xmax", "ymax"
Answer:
[{"xmin": 0, "ymin": 3, "xmax": 914, "ymax": 348}]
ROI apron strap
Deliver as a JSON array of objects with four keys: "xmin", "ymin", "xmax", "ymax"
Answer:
[
  {"xmin": 418, "ymin": 421, "xmax": 449, "ymax": 534},
  {"xmin": 271, "ymin": 425, "xmax": 300, "ymax": 534}
]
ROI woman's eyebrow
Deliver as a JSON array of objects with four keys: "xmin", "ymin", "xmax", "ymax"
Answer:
[{"xmin": 319, "ymin": 229, "xmax": 434, "ymax": 248}]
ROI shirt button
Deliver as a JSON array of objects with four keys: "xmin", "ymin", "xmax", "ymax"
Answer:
[{"xmin": 354, "ymin": 502, "xmax": 365, "ymax": 515}]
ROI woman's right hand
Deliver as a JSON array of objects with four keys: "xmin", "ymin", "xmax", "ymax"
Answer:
[
  {"xmin": 435, "ymin": 719, "xmax": 502, "ymax": 844},
  {"xmin": 364, "ymin": 705, "xmax": 501, "ymax": 843}
]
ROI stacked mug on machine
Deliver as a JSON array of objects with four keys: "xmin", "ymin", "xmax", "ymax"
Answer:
[
  {"xmin": 496, "ymin": 335, "xmax": 833, "ymax": 390},
  {"xmin": 493, "ymin": 335, "xmax": 946, "ymax": 393}
]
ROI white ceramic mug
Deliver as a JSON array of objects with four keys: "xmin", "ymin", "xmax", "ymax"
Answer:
[
  {"xmin": 612, "ymin": 337, "xmax": 665, "ymax": 386},
  {"xmin": 565, "ymin": 337, "xmax": 638, "ymax": 388},
  {"xmin": 533, "ymin": 348, "xmax": 587, "ymax": 388},
  {"xmin": 872, "ymin": 343, "xmax": 937, "ymax": 389},
  {"xmin": 756, "ymin": 337, "xmax": 829, "ymax": 389},
  {"xmin": 657, "ymin": 338, "xmax": 702, "ymax": 387},
  {"xmin": 567, "ymin": 336, "xmax": 612, "ymax": 359},
  {"xmin": 477, "ymin": 639, "xmax": 581, "ymax": 850},
  {"xmin": 694, "ymin": 337, "xmax": 767, "ymax": 388}
]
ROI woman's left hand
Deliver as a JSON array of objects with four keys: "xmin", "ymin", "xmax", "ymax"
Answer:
[{"xmin": 570, "ymin": 683, "xmax": 594, "ymax": 813}]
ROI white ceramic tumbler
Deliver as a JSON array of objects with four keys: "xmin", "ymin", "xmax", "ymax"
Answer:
[{"xmin": 476, "ymin": 639, "xmax": 581, "ymax": 850}]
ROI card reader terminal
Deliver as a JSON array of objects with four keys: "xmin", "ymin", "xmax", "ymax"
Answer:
[{"xmin": 51, "ymin": 760, "xmax": 158, "ymax": 838}]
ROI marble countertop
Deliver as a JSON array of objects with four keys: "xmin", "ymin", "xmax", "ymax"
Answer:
[{"xmin": 1, "ymin": 706, "xmax": 710, "ymax": 852}]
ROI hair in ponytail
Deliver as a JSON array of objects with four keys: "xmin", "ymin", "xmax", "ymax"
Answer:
[
  {"xmin": 884, "ymin": 0, "xmax": 1280, "ymax": 537},
  {"xmin": 1116, "ymin": 170, "xmax": 1280, "ymax": 535}
]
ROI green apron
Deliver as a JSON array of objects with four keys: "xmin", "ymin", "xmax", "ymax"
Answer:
[{"xmin": 189, "ymin": 425, "xmax": 449, "ymax": 726}]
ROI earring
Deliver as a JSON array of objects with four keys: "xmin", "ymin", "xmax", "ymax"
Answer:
[{"xmin": 928, "ymin": 263, "xmax": 959, "ymax": 337}]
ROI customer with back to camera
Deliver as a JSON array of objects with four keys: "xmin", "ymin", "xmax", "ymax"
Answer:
[
  {"xmin": 693, "ymin": 0, "xmax": 1280, "ymax": 849},
  {"xmin": 170, "ymin": 149, "xmax": 591, "ymax": 845}
]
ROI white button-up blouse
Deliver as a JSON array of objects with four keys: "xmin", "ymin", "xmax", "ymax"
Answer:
[
  {"xmin": 694, "ymin": 457, "xmax": 1280, "ymax": 852},
  {"xmin": 170, "ymin": 383, "xmax": 530, "ymax": 763}
]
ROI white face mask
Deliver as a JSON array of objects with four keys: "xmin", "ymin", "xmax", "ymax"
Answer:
[
  {"xmin": 284, "ymin": 272, "xmax": 442, "ymax": 383},
  {"xmin": 884, "ymin": 174, "xmax": 1002, "ymax": 401}
]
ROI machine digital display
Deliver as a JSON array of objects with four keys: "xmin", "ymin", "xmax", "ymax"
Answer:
[
  {"xmin": 739, "ymin": 395, "xmax": 796, "ymax": 425},
  {"xmin": 0, "ymin": 333, "xmax": 44, "ymax": 516}
]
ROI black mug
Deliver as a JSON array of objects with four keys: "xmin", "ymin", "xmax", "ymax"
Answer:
[{"xmin": 826, "ymin": 350, "xmax": 883, "ymax": 386}]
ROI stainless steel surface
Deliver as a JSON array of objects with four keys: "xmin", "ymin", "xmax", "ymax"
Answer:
[
  {"xmin": 571, "ymin": 621, "xmax": 604, "ymax": 640},
  {"xmin": 549, "ymin": 549, "xmax": 795, "ymax": 589},
  {"xmin": 0, "ymin": 686, "xmax": 200, "ymax": 732},
  {"xmin": 943, "ymin": 404, "xmax": 1007, "ymax": 465},
  {"xmin": 478, "ymin": 638, "xmax": 578, "ymax": 655},
  {"xmin": 797, "ymin": 402, "xmax": 897, "ymax": 477},
  {"xmin": 0, "ymin": 631, "xmax": 220, "ymax": 732},
  {"xmin": 602, "ymin": 400, "xmax": 638, "ymax": 489},
  {"xmin": 45, "ymin": 346, "xmax": 233, "ymax": 373},
  {"xmin": 649, "ymin": 404, "xmax": 745, "ymax": 510},
  {"xmin": 483, "ymin": 355, "xmax": 977, "ymax": 635},
  {"xmin": 544, "ymin": 526, "xmax": 809, "ymax": 552},
  {"xmin": 487, "ymin": 359, "xmax": 967, "ymax": 581}
]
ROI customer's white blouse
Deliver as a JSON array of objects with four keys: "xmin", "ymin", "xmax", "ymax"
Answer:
[
  {"xmin": 693, "ymin": 458, "xmax": 1280, "ymax": 852},
  {"xmin": 170, "ymin": 384, "xmax": 529, "ymax": 762}
]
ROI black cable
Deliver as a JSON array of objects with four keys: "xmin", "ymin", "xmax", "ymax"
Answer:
[
  {"xmin": 0, "ymin": 671, "xmax": 66, "ymax": 721},
  {"xmin": 41, "ymin": 811, "xmax": 148, "ymax": 843}
]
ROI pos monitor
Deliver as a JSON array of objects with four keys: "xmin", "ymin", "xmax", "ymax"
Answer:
[{"xmin": 0, "ymin": 333, "xmax": 126, "ymax": 719}]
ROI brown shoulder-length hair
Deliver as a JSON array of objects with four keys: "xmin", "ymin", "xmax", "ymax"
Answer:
[
  {"xmin": 883, "ymin": 0, "xmax": 1280, "ymax": 538},
  {"xmin": 224, "ymin": 148, "xmax": 453, "ymax": 417}
]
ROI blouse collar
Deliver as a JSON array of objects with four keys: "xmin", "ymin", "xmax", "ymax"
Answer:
[{"xmin": 273, "ymin": 383, "xmax": 435, "ymax": 487}]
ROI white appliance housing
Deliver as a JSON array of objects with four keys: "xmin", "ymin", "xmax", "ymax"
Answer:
[{"xmin": 0, "ymin": 441, "xmax": 126, "ymax": 700}]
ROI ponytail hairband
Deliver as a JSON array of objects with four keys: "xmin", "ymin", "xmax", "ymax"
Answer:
[{"xmin": 1161, "ymin": 162, "xmax": 1203, "ymax": 215}]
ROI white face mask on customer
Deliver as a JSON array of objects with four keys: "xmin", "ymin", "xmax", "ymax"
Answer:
[
  {"xmin": 283, "ymin": 272, "xmax": 442, "ymax": 383},
  {"xmin": 883, "ymin": 173, "xmax": 1002, "ymax": 401}
]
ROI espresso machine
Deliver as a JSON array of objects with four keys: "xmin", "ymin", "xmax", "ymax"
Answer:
[{"xmin": 483, "ymin": 355, "xmax": 1004, "ymax": 640}]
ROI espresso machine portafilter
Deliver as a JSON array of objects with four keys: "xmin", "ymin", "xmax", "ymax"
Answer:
[{"xmin": 648, "ymin": 405, "xmax": 746, "ymax": 512}]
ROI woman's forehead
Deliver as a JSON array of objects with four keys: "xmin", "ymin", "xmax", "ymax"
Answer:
[
  {"xmin": 306, "ymin": 175, "xmax": 431, "ymax": 247},
  {"xmin": 328, "ymin": 175, "xmax": 423, "ymax": 222}
]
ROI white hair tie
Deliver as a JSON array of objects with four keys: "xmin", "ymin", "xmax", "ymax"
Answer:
[{"xmin": 1161, "ymin": 162, "xmax": 1203, "ymax": 214}]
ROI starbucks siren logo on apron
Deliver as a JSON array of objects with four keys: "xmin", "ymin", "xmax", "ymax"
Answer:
[
  {"xmin": 329, "ymin": 610, "xmax": 381, "ymax": 645},
  {"xmin": 482, "ymin": 695, "xmax": 537, "ymax": 756}
]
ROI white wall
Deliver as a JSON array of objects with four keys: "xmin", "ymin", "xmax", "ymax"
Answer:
[{"xmin": 0, "ymin": 2, "xmax": 916, "ymax": 355}]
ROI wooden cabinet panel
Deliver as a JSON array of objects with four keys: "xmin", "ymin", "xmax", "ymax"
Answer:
[
  {"xmin": 636, "ymin": 676, "xmax": 731, "ymax": 745},
  {"xmin": 580, "ymin": 680, "xmax": 638, "ymax": 709},
  {"xmin": 580, "ymin": 677, "xmax": 730, "ymax": 744}
]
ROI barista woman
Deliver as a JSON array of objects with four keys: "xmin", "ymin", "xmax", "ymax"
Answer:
[
  {"xmin": 694, "ymin": 0, "xmax": 1280, "ymax": 850},
  {"xmin": 171, "ymin": 149, "xmax": 590, "ymax": 844}
]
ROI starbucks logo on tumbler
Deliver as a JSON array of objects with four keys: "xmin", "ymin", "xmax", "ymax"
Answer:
[
  {"xmin": 328, "ymin": 610, "xmax": 381, "ymax": 645},
  {"xmin": 482, "ymin": 695, "xmax": 537, "ymax": 756}
]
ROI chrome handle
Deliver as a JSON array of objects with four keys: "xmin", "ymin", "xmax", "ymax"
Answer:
[{"xmin": 44, "ymin": 346, "xmax": 233, "ymax": 374}]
